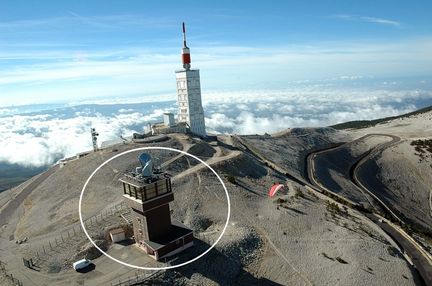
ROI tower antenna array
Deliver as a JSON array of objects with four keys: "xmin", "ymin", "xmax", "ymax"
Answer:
[
  {"xmin": 91, "ymin": 128, "xmax": 99, "ymax": 152},
  {"xmin": 181, "ymin": 22, "xmax": 191, "ymax": 70}
]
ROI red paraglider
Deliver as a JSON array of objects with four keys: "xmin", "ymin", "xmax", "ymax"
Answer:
[{"xmin": 268, "ymin": 183, "xmax": 285, "ymax": 197}]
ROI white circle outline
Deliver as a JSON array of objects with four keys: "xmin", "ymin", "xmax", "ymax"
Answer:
[{"xmin": 79, "ymin": 146, "xmax": 231, "ymax": 270}]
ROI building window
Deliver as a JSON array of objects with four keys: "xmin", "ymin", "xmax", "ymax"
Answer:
[
  {"xmin": 127, "ymin": 184, "xmax": 131, "ymax": 196},
  {"xmin": 136, "ymin": 188, "xmax": 143, "ymax": 200},
  {"xmin": 131, "ymin": 186, "xmax": 137, "ymax": 198}
]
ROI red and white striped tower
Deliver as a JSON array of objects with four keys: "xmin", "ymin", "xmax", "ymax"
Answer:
[{"xmin": 181, "ymin": 22, "xmax": 191, "ymax": 70}]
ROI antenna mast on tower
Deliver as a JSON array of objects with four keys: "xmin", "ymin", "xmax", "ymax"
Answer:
[
  {"xmin": 91, "ymin": 128, "xmax": 99, "ymax": 152},
  {"xmin": 181, "ymin": 22, "xmax": 191, "ymax": 70}
]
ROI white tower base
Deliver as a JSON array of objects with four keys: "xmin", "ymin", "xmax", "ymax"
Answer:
[{"xmin": 176, "ymin": 69, "xmax": 206, "ymax": 136}]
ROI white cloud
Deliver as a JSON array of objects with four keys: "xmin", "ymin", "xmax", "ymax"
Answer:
[
  {"xmin": 360, "ymin": 17, "xmax": 400, "ymax": 27},
  {"xmin": 0, "ymin": 14, "xmax": 175, "ymax": 31},
  {"xmin": 0, "ymin": 87, "xmax": 430, "ymax": 167},
  {"xmin": 0, "ymin": 107, "xmax": 18, "ymax": 116},
  {"xmin": 334, "ymin": 15, "xmax": 400, "ymax": 27},
  {"xmin": 203, "ymin": 88, "xmax": 430, "ymax": 134},
  {"xmin": 118, "ymin": 108, "xmax": 135, "ymax": 113},
  {"xmin": 1, "ymin": 37, "xmax": 432, "ymax": 107},
  {"xmin": 0, "ymin": 109, "xmax": 165, "ymax": 167}
]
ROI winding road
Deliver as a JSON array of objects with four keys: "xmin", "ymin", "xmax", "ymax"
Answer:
[
  {"xmin": 306, "ymin": 133, "xmax": 432, "ymax": 285},
  {"xmin": 234, "ymin": 133, "xmax": 432, "ymax": 285}
]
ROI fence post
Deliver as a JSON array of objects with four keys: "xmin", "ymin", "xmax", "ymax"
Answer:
[
  {"xmin": 43, "ymin": 245, "xmax": 46, "ymax": 254},
  {"xmin": 49, "ymin": 241, "xmax": 53, "ymax": 250}
]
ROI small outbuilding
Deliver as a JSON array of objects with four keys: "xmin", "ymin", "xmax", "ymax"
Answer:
[{"xmin": 109, "ymin": 228, "xmax": 126, "ymax": 243}]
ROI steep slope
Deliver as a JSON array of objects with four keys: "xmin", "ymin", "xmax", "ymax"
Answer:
[
  {"xmin": 237, "ymin": 127, "xmax": 351, "ymax": 180},
  {"xmin": 0, "ymin": 132, "xmax": 420, "ymax": 286},
  {"xmin": 350, "ymin": 110, "xmax": 432, "ymax": 235}
]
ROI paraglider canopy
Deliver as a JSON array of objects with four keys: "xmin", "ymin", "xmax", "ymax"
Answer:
[{"xmin": 268, "ymin": 183, "xmax": 285, "ymax": 197}]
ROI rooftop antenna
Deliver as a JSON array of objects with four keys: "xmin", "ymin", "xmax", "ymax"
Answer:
[
  {"xmin": 91, "ymin": 128, "xmax": 99, "ymax": 152},
  {"xmin": 181, "ymin": 22, "xmax": 191, "ymax": 70}
]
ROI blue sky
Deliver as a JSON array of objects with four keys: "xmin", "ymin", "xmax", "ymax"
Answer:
[
  {"xmin": 0, "ymin": 0, "xmax": 432, "ymax": 106},
  {"xmin": 0, "ymin": 1, "xmax": 432, "ymax": 166}
]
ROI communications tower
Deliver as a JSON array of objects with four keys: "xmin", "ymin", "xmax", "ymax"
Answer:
[
  {"xmin": 175, "ymin": 22, "xmax": 206, "ymax": 136},
  {"xmin": 90, "ymin": 128, "xmax": 99, "ymax": 152}
]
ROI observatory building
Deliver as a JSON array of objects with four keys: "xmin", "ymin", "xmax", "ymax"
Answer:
[
  {"xmin": 152, "ymin": 23, "xmax": 206, "ymax": 137},
  {"xmin": 119, "ymin": 153, "xmax": 194, "ymax": 260}
]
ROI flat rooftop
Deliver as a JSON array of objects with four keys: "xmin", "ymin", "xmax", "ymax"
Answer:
[
  {"xmin": 144, "ymin": 220, "xmax": 193, "ymax": 251},
  {"xmin": 119, "ymin": 173, "xmax": 170, "ymax": 189}
]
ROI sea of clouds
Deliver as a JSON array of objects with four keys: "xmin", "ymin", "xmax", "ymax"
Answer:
[{"xmin": 0, "ymin": 87, "xmax": 431, "ymax": 167}]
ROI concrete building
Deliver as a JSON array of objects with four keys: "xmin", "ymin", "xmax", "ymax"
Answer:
[
  {"xmin": 175, "ymin": 22, "xmax": 206, "ymax": 137},
  {"xmin": 109, "ymin": 228, "xmax": 126, "ymax": 243},
  {"xmin": 163, "ymin": 112, "xmax": 175, "ymax": 127},
  {"xmin": 119, "ymin": 153, "xmax": 193, "ymax": 260},
  {"xmin": 151, "ymin": 121, "xmax": 188, "ymax": 135}
]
